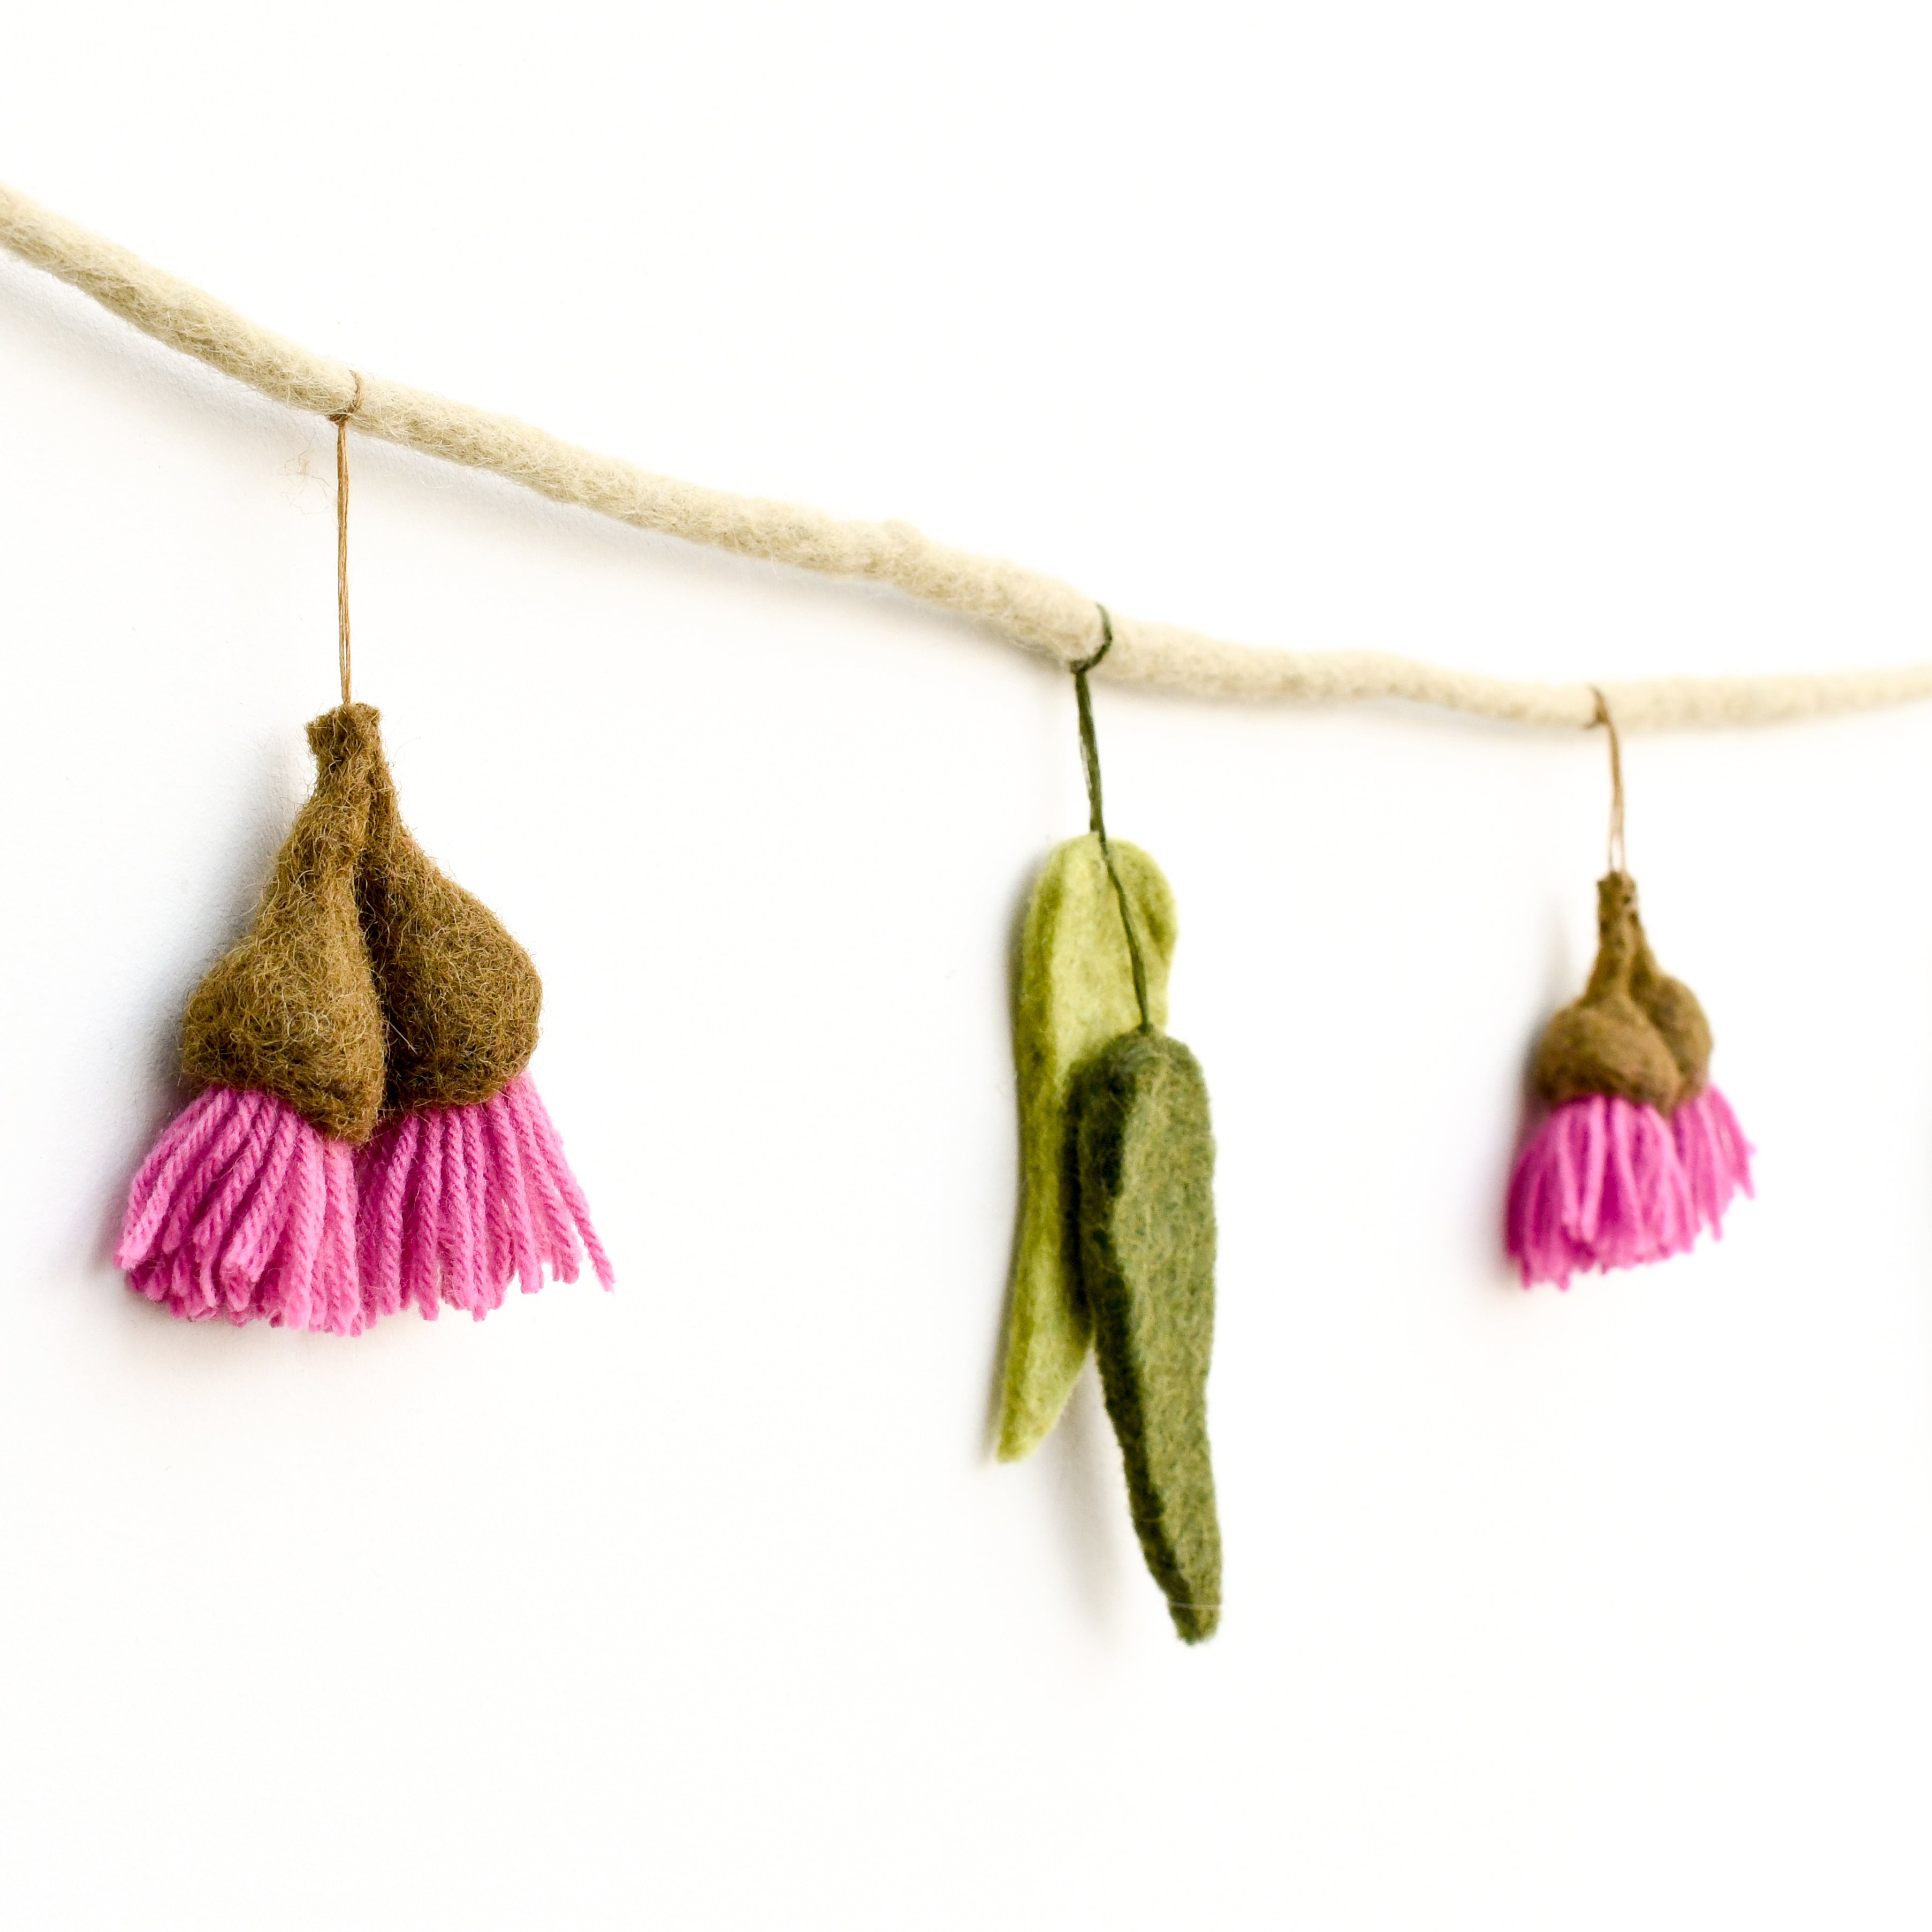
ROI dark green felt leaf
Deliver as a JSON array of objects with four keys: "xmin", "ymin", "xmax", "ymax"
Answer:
[{"xmin": 1071, "ymin": 1028, "xmax": 1221, "ymax": 1644}]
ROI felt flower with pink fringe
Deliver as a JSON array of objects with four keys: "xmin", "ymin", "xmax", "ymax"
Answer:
[
  {"xmin": 117, "ymin": 705, "xmax": 610, "ymax": 1332},
  {"xmin": 1505, "ymin": 871, "xmax": 1751, "ymax": 1290},
  {"xmin": 1506, "ymin": 696, "xmax": 1752, "ymax": 1289}
]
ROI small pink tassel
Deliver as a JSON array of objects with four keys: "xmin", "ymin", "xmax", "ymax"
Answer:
[
  {"xmin": 1505, "ymin": 1092, "xmax": 1697, "ymax": 1289},
  {"xmin": 1671, "ymin": 1084, "xmax": 1754, "ymax": 1238},
  {"xmin": 354, "ymin": 1072, "xmax": 613, "ymax": 1321},
  {"xmin": 117, "ymin": 1086, "xmax": 367, "ymax": 1334}
]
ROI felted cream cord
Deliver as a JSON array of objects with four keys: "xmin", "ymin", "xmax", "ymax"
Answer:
[{"xmin": 5, "ymin": 177, "xmax": 1932, "ymax": 733}]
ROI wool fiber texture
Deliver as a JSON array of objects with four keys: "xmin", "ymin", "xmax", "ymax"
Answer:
[
  {"xmin": 178, "ymin": 703, "xmax": 541, "ymax": 1138},
  {"xmin": 355, "ymin": 1072, "xmax": 614, "ymax": 1320},
  {"xmin": 180, "ymin": 706, "xmax": 387, "ymax": 1143},
  {"xmin": 1506, "ymin": 1092, "xmax": 1697, "ymax": 1288},
  {"xmin": 359, "ymin": 721, "xmax": 542, "ymax": 1116},
  {"xmin": 1628, "ymin": 909, "xmax": 1712, "ymax": 1098},
  {"xmin": 1672, "ymin": 1086, "xmax": 1753, "ymax": 1234},
  {"xmin": 116, "ymin": 1085, "xmax": 365, "ymax": 1333},
  {"xmin": 1532, "ymin": 872, "xmax": 1702, "ymax": 1115},
  {"xmin": 997, "ymin": 835, "xmax": 1175, "ymax": 1463},
  {"xmin": 1072, "ymin": 1028, "xmax": 1221, "ymax": 1644}
]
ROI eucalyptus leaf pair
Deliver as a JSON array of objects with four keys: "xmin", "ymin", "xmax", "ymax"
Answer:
[{"xmin": 998, "ymin": 831, "xmax": 1223, "ymax": 1645}]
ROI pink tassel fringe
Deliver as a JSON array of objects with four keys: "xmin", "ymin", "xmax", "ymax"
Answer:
[
  {"xmin": 1671, "ymin": 1084, "xmax": 1754, "ymax": 1238},
  {"xmin": 117, "ymin": 1085, "xmax": 366, "ymax": 1333},
  {"xmin": 118, "ymin": 1074, "xmax": 612, "ymax": 1331},
  {"xmin": 355, "ymin": 1072, "xmax": 614, "ymax": 1321},
  {"xmin": 1505, "ymin": 1090, "xmax": 1747, "ymax": 1290}
]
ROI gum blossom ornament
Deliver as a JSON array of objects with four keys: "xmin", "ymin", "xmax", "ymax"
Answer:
[
  {"xmin": 115, "ymin": 709, "xmax": 611, "ymax": 1332},
  {"xmin": 116, "ymin": 379, "xmax": 608, "ymax": 1329},
  {"xmin": 1505, "ymin": 700, "xmax": 1751, "ymax": 1289}
]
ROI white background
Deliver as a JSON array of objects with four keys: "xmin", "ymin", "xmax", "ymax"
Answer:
[{"xmin": 4, "ymin": 5, "xmax": 1932, "ymax": 1926}]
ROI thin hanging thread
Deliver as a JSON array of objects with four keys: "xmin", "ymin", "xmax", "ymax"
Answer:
[
  {"xmin": 330, "ymin": 372, "xmax": 367, "ymax": 706},
  {"xmin": 1592, "ymin": 686, "xmax": 1626, "ymax": 875},
  {"xmin": 1075, "ymin": 605, "xmax": 1152, "ymax": 1031}
]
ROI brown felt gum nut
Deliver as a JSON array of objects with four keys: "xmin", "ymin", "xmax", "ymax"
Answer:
[
  {"xmin": 1531, "ymin": 872, "xmax": 1684, "ymax": 1114},
  {"xmin": 1628, "ymin": 906, "xmax": 1713, "ymax": 1098},
  {"xmin": 356, "ymin": 710, "xmax": 542, "ymax": 1117},
  {"xmin": 179, "ymin": 704, "xmax": 387, "ymax": 1143}
]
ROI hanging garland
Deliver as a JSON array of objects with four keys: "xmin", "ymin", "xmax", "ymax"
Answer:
[{"xmin": 7, "ymin": 178, "xmax": 1920, "ymax": 1644}]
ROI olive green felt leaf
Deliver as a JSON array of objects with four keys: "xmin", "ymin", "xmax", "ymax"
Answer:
[
  {"xmin": 1072, "ymin": 1028, "xmax": 1220, "ymax": 1644},
  {"xmin": 997, "ymin": 835, "xmax": 1176, "ymax": 1463}
]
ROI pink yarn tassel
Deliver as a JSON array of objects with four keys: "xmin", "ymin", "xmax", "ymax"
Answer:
[
  {"xmin": 117, "ymin": 1086, "xmax": 368, "ymax": 1334},
  {"xmin": 1671, "ymin": 1084, "xmax": 1754, "ymax": 1238},
  {"xmin": 1505, "ymin": 1092, "xmax": 1698, "ymax": 1290},
  {"xmin": 354, "ymin": 1072, "xmax": 613, "ymax": 1320}
]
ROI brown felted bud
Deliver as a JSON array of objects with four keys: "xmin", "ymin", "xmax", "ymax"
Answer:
[
  {"xmin": 179, "ymin": 705, "xmax": 387, "ymax": 1143},
  {"xmin": 1629, "ymin": 911, "xmax": 1713, "ymax": 1098},
  {"xmin": 1531, "ymin": 872, "xmax": 1684, "ymax": 1114},
  {"xmin": 357, "ymin": 714, "xmax": 542, "ymax": 1117}
]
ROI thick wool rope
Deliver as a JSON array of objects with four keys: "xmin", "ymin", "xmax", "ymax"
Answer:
[{"xmin": 6, "ymin": 178, "xmax": 1932, "ymax": 729}]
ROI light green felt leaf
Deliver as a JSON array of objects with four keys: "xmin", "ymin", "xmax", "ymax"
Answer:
[{"xmin": 996, "ymin": 834, "xmax": 1175, "ymax": 1462}]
